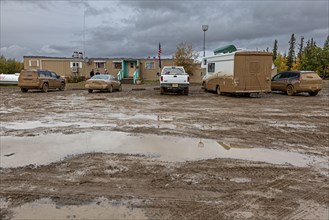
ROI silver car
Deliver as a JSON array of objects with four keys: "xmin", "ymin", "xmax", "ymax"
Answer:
[{"xmin": 85, "ymin": 75, "xmax": 122, "ymax": 93}]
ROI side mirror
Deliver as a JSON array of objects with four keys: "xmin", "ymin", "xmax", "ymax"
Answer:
[{"xmin": 157, "ymin": 72, "xmax": 160, "ymax": 76}]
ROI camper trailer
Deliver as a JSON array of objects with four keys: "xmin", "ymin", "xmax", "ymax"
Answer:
[{"xmin": 202, "ymin": 46, "xmax": 272, "ymax": 96}]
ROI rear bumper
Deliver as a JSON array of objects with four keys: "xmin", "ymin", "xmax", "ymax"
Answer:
[
  {"xmin": 160, "ymin": 83, "xmax": 189, "ymax": 91},
  {"xmin": 295, "ymin": 84, "xmax": 322, "ymax": 93},
  {"xmin": 85, "ymin": 84, "xmax": 108, "ymax": 90},
  {"xmin": 18, "ymin": 82, "xmax": 43, "ymax": 89}
]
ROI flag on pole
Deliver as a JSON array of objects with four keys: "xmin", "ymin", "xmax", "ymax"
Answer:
[{"xmin": 158, "ymin": 43, "xmax": 162, "ymax": 68}]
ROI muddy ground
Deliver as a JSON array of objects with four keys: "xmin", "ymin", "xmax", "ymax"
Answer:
[{"xmin": 0, "ymin": 82, "xmax": 328, "ymax": 219}]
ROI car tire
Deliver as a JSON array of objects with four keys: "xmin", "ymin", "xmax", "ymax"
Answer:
[
  {"xmin": 216, "ymin": 86, "xmax": 221, "ymax": 95},
  {"xmin": 42, "ymin": 83, "xmax": 49, "ymax": 93},
  {"xmin": 184, "ymin": 88, "xmax": 189, "ymax": 96},
  {"xmin": 109, "ymin": 85, "xmax": 113, "ymax": 93},
  {"xmin": 286, "ymin": 85, "xmax": 294, "ymax": 96},
  {"xmin": 118, "ymin": 85, "xmax": 122, "ymax": 92},
  {"xmin": 160, "ymin": 87, "xmax": 165, "ymax": 95},
  {"xmin": 309, "ymin": 91, "xmax": 319, "ymax": 96},
  {"xmin": 88, "ymin": 89, "xmax": 93, "ymax": 93},
  {"xmin": 21, "ymin": 88, "xmax": 28, "ymax": 93},
  {"xmin": 59, "ymin": 83, "xmax": 65, "ymax": 91}
]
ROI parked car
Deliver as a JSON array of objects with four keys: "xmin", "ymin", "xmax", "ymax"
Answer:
[
  {"xmin": 85, "ymin": 74, "xmax": 121, "ymax": 93},
  {"xmin": 271, "ymin": 71, "xmax": 322, "ymax": 96},
  {"xmin": 18, "ymin": 69, "xmax": 65, "ymax": 92},
  {"xmin": 159, "ymin": 66, "xmax": 189, "ymax": 95}
]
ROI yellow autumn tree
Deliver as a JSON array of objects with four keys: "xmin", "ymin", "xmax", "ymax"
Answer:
[{"xmin": 274, "ymin": 53, "xmax": 288, "ymax": 72}]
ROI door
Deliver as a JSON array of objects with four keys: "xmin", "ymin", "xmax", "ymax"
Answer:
[
  {"xmin": 273, "ymin": 72, "xmax": 289, "ymax": 91},
  {"xmin": 50, "ymin": 72, "xmax": 61, "ymax": 88},
  {"xmin": 128, "ymin": 62, "xmax": 136, "ymax": 77}
]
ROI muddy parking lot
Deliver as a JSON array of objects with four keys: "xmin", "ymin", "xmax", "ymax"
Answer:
[{"xmin": 1, "ymin": 83, "xmax": 328, "ymax": 219}]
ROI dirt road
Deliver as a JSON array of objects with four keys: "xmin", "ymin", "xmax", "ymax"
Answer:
[{"xmin": 1, "ymin": 82, "xmax": 328, "ymax": 219}]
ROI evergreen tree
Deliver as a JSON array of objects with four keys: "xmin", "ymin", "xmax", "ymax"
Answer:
[
  {"xmin": 297, "ymin": 36, "xmax": 304, "ymax": 61},
  {"xmin": 272, "ymin": 40, "xmax": 278, "ymax": 61},
  {"xmin": 286, "ymin": 34, "xmax": 296, "ymax": 70}
]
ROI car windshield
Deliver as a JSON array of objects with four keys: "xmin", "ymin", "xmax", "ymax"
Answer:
[
  {"xmin": 91, "ymin": 75, "xmax": 110, "ymax": 80},
  {"xmin": 162, "ymin": 68, "xmax": 185, "ymax": 75}
]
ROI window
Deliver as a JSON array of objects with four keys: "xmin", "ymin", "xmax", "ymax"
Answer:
[
  {"xmin": 114, "ymin": 62, "xmax": 122, "ymax": 69},
  {"xmin": 29, "ymin": 60, "xmax": 39, "ymax": 67},
  {"xmin": 50, "ymin": 72, "xmax": 58, "ymax": 78},
  {"xmin": 208, "ymin": 63, "xmax": 215, "ymax": 73},
  {"xmin": 95, "ymin": 62, "xmax": 105, "ymax": 69},
  {"xmin": 145, "ymin": 61, "xmax": 155, "ymax": 69},
  {"xmin": 70, "ymin": 62, "xmax": 82, "ymax": 68},
  {"xmin": 130, "ymin": 62, "xmax": 134, "ymax": 68},
  {"xmin": 203, "ymin": 59, "xmax": 207, "ymax": 65}
]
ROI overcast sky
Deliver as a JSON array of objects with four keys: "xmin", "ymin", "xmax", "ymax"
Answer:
[{"xmin": 0, "ymin": 0, "xmax": 328, "ymax": 61}]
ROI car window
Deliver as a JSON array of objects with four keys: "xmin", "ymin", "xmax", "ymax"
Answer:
[
  {"xmin": 272, "ymin": 73, "xmax": 281, "ymax": 80},
  {"xmin": 280, "ymin": 72, "xmax": 289, "ymax": 78},
  {"xmin": 162, "ymin": 67, "xmax": 185, "ymax": 75},
  {"xmin": 39, "ymin": 71, "xmax": 49, "ymax": 77},
  {"xmin": 50, "ymin": 72, "xmax": 58, "ymax": 79},
  {"xmin": 91, "ymin": 75, "xmax": 110, "ymax": 80}
]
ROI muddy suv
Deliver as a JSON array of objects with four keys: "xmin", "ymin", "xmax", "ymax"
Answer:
[
  {"xmin": 18, "ymin": 69, "xmax": 66, "ymax": 93},
  {"xmin": 271, "ymin": 71, "xmax": 322, "ymax": 96}
]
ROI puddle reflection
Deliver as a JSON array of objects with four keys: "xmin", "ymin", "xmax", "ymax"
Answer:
[{"xmin": 1, "ymin": 131, "xmax": 327, "ymax": 168}]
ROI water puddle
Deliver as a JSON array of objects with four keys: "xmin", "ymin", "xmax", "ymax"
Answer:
[
  {"xmin": 2, "ymin": 121, "xmax": 112, "ymax": 130},
  {"xmin": 10, "ymin": 197, "xmax": 146, "ymax": 220},
  {"xmin": 1, "ymin": 131, "xmax": 326, "ymax": 168}
]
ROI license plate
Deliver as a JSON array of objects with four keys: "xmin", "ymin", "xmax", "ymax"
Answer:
[{"xmin": 172, "ymin": 84, "xmax": 178, "ymax": 87}]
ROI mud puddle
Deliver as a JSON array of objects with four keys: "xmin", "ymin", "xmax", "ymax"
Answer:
[
  {"xmin": 1, "ymin": 131, "xmax": 326, "ymax": 168},
  {"xmin": 8, "ymin": 197, "xmax": 146, "ymax": 220}
]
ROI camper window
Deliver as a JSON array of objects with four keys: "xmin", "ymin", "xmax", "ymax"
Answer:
[
  {"xmin": 208, "ymin": 63, "xmax": 215, "ymax": 73},
  {"xmin": 203, "ymin": 59, "xmax": 207, "ymax": 65}
]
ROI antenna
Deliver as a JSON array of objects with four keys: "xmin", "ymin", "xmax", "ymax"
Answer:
[{"xmin": 83, "ymin": 6, "xmax": 86, "ymax": 58}]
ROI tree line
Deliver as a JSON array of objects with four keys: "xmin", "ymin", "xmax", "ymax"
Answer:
[
  {"xmin": 0, "ymin": 56, "xmax": 24, "ymax": 74},
  {"xmin": 272, "ymin": 35, "xmax": 329, "ymax": 78}
]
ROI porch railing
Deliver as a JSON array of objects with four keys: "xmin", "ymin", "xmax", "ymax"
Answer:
[
  {"xmin": 133, "ymin": 69, "xmax": 139, "ymax": 84},
  {"xmin": 117, "ymin": 70, "xmax": 124, "ymax": 81}
]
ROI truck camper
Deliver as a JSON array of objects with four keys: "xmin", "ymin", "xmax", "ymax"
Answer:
[{"xmin": 202, "ymin": 45, "xmax": 272, "ymax": 96}]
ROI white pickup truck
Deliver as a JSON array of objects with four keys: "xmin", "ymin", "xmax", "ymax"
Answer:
[{"xmin": 159, "ymin": 66, "xmax": 189, "ymax": 95}]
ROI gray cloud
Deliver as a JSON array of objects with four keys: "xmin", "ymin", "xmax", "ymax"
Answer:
[{"xmin": 1, "ymin": 0, "xmax": 328, "ymax": 61}]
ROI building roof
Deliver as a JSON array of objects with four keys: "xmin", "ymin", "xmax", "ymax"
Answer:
[
  {"xmin": 23, "ymin": 56, "xmax": 173, "ymax": 61},
  {"xmin": 213, "ymin": 45, "xmax": 237, "ymax": 55}
]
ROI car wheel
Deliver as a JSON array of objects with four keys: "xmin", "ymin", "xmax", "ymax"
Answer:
[
  {"xmin": 42, "ymin": 83, "xmax": 49, "ymax": 93},
  {"xmin": 286, "ymin": 85, "xmax": 294, "ymax": 96},
  {"xmin": 216, "ymin": 86, "xmax": 221, "ymax": 95},
  {"xmin": 184, "ymin": 88, "xmax": 189, "ymax": 95},
  {"xmin": 88, "ymin": 89, "xmax": 93, "ymax": 93},
  {"xmin": 109, "ymin": 85, "xmax": 113, "ymax": 93},
  {"xmin": 21, "ymin": 88, "xmax": 28, "ymax": 93},
  {"xmin": 118, "ymin": 84, "xmax": 122, "ymax": 91},
  {"xmin": 59, "ymin": 83, "xmax": 65, "ymax": 91},
  {"xmin": 309, "ymin": 91, "xmax": 319, "ymax": 96},
  {"xmin": 160, "ymin": 87, "xmax": 165, "ymax": 95}
]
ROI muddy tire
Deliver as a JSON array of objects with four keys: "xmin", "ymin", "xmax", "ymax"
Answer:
[
  {"xmin": 286, "ymin": 85, "xmax": 294, "ymax": 96},
  {"xmin": 160, "ymin": 87, "xmax": 165, "ymax": 95},
  {"xmin": 243, "ymin": 93, "xmax": 250, "ymax": 97},
  {"xmin": 184, "ymin": 88, "xmax": 189, "ymax": 96},
  {"xmin": 88, "ymin": 89, "xmax": 93, "ymax": 93},
  {"xmin": 118, "ymin": 85, "xmax": 122, "ymax": 92},
  {"xmin": 42, "ymin": 83, "xmax": 49, "ymax": 93},
  {"xmin": 109, "ymin": 85, "xmax": 113, "ymax": 93},
  {"xmin": 21, "ymin": 88, "xmax": 28, "ymax": 93},
  {"xmin": 216, "ymin": 86, "xmax": 221, "ymax": 95},
  {"xmin": 309, "ymin": 91, "xmax": 319, "ymax": 96},
  {"xmin": 59, "ymin": 83, "xmax": 65, "ymax": 91}
]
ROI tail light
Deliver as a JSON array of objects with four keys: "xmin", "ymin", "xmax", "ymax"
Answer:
[
  {"xmin": 187, "ymin": 76, "xmax": 189, "ymax": 82},
  {"xmin": 295, "ymin": 77, "xmax": 300, "ymax": 81},
  {"xmin": 160, "ymin": 76, "xmax": 163, "ymax": 81}
]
